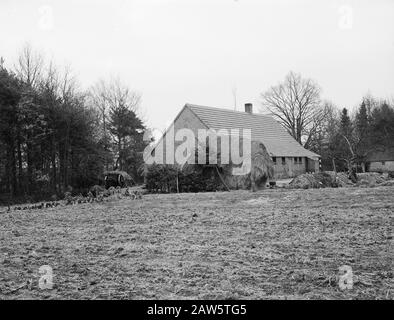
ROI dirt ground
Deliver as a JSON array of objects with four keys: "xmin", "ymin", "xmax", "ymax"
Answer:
[{"xmin": 0, "ymin": 186, "xmax": 393, "ymax": 300}]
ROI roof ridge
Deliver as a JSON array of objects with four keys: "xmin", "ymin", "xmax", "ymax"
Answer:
[
  {"xmin": 185, "ymin": 103, "xmax": 273, "ymax": 118},
  {"xmin": 185, "ymin": 103, "xmax": 320, "ymax": 158}
]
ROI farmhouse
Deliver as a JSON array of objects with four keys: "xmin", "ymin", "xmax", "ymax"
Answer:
[
  {"xmin": 149, "ymin": 103, "xmax": 320, "ymax": 180},
  {"xmin": 366, "ymin": 148, "xmax": 394, "ymax": 173}
]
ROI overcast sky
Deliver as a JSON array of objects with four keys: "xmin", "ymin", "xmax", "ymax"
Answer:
[{"xmin": 1, "ymin": 0, "xmax": 393, "ymax": 131}]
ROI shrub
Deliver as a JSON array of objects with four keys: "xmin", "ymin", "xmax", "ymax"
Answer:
[{"xmin": 145, "ymin": 164, "xmax": 224, "ymax": 193}]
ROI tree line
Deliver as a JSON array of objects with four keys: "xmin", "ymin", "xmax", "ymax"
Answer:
[
  {"xmin": 1, "ymin": 47, "xmax": 393, "ymax": 203},
  {"xmin": 0, "ymin": 45, "xmax": 147, "ymax": 203},
  {"xmin": 260, "ymin": 72, "xmax": 394, "ymax": 172}
]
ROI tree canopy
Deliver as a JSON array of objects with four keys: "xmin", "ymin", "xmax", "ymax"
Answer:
[{"xmin": 0, "ymin": 46, "xmax": 147, "ymax": 203}]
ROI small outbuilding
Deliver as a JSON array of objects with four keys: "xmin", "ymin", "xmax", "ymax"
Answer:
[
  {"xmin": 104, "ymin": 171, "xmax": 134, "ymax": 189},
  {"xmin": 366, "ymin": 148, "xmax": 394, "ymax": 173}
]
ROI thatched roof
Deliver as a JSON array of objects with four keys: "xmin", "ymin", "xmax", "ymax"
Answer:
[{"xmin": 104, "ymin": 170, "xmax": 133, "ymax": 181}]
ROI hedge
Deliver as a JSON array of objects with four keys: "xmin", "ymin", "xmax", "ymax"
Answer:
[{"xmin": 145, "ymin": 164, "xmax": 225, "ymax": 193}]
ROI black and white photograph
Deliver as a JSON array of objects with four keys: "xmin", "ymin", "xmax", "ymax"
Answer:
[{"xmin": 0, "ymin": 0, "xmax": 393, "ymax": 306}]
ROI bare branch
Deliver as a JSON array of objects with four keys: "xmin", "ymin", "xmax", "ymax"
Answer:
[
  {"xmin": 14, "ymin": 43, "xmax": 44, "ymax": 88},
  {"xmin": 260, "ymin": 71, "xmax": 322, "ymax": 146}
]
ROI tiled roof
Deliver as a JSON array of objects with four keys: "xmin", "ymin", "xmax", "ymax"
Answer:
[{"xmin": 186, "ymin": 103, "xmax": 320, "ymax": 158}]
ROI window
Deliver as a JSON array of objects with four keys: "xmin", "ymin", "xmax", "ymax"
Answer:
[
  {"xmin": 294, "ymin": 157, "xmax": 303, "ymax": 164},
  {"xmin": 282, "ymin": 157, "xmax": 286, "ymax": 165},
  {"xmin": 272, "ymin": 157, "xmax": 277, "ymax": 164}
]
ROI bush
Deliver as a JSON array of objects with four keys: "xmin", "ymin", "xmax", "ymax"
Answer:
[
  {"xmin": 289, "ymin": 171, "xmax": 347, "ymax": 189},
  {"xmin": 145, "ymin": 164, "xmax": 224, "ymax": 193},
  {"xmin": 145, "ymin": 164, "xmax": 177, "ymax": 193}
]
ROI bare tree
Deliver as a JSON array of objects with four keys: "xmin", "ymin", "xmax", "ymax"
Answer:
[
  {"xmin": 89, "ymin": 79, "xmax": 109, "ymax": 140},
  {"xmin": 89, "ymin": 77, "xmax": 141, "ymax": 170},
  {"xmin": 14, "ymin": 44, "xmax": 44, "ymax": 88},
  {"xmin": 105, "ymin": 77, "xmax": 141, "ymax": 114},
  {"xmin": 90, "ymin": 78, "xmax": 141, "ymax": 129},
  {"xmin": 260, "ymin": 71, "xmax": 325, "ymax": 147},
  {"xmin": 11, "ymin": 45, "xmax": 45, "ymax": 194}
]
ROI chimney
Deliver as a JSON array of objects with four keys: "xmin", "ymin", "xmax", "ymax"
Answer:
[{"xmin": 245, "ymin": 103, "xmax": 253, "ymax": 114}]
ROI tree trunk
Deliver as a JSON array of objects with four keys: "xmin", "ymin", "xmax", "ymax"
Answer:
[
  {"xmin": 51, "ymin": 136, "xmax": 57, "ymax": 194},
  {"xmin": 17, "ymin": 133, "xmax": 23, "ymax": 194},
  {"xmin": 9, "ymin": 144, "xmax": 18, "ymax": 197},
  {"xmin": 118, "ymin": 136, "xmax": 122, "ymax": 171},
  {"xmin": 103, "ymin": 109, "xmax": 108, "ymax": 171},
  {"xmin": 59, "ymin": 145, "xmax": 65, "ymax": 192},
  {"xmin": 176, "ymin": 169, "xmax": 179, "ymax": 193},
  {"xmin": 5, "ymin": 150, "xmax": 10, "ymax": 194},
  {"xmin": 332, "ymin": 158, "xmax": 337, "ymax": 172},
  {"xmin": 26, "ymin": 139, "xmax": 33, "ymax": 194}
]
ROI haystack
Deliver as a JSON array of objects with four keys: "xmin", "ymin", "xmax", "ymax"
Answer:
[
  {"xmin": 325, "ymin": 171, "xmax": 354, "ymax": 187},
  {"xmin": 178, "ymin": 137, "xmax": 274, "ymax": 191},
  {"xmin": 356, "ymin": 172, "xmax": 389, "ymax": 187},
  {"xmin": 289, "ymin": 172, "xmax": 343, "ymax": 189},
  {"xmin": 250, "ymin": 141, "xmax": 275, "ymax": 191},
  {"xmin": 223, "ymin": 140, "xmax": 274, "ymax": 191},
  {"xmin": 289, "ymin": 171, "xmax": 392, "ymax": 189}
]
